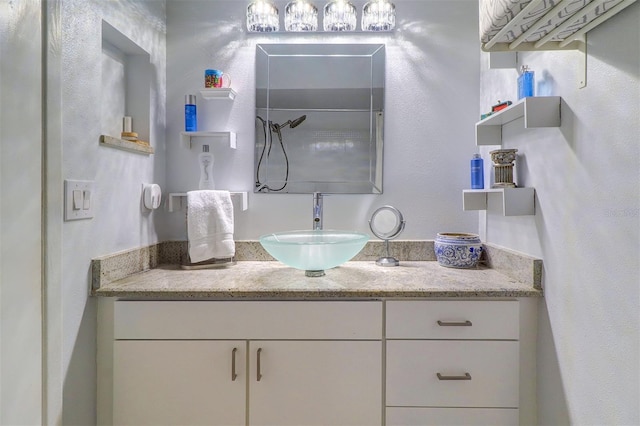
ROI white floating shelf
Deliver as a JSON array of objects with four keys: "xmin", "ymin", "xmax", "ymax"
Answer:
[
  {"xmin": 463, "ymin": 188, "xmax": 535, "ymax": 216},
  {"xmin": 200, "ymin": 88, "xmax": 237, "ymax": 101},
  {"xmin": 168, "ymin": 191, "xmax": 248, "ymax": 213},
  {"xmin": 476, "ymin": 96, "xmax": 561, "ymax": 145},
  {"xmin": 180, "ymin": 131, "xmax": 237, "ymax": 149}
]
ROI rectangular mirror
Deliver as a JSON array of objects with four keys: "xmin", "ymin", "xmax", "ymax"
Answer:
[{"xmin": 255, "ymin": 43, "xmax": 385, "ymax": 194}]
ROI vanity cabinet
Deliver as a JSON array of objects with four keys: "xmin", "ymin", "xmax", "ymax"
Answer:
[
  {"xmin": 98, "ymin": 298, "xmax": 535, "ymax": 426},
  {"xmin": 385, "ymin": 300, "xmax": 521, "ymax": 426},
  {"xmin": 107, "ymin": 301, "xmax": 383, "ymax": 426}
]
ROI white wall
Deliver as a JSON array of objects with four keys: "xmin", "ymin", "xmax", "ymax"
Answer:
[
  {"xmin": 54, "ymin": 0, "xmax": 479, "ymax": 422},
  {"xmin": 54, "ymin": 1, "xmax": 166, "ymax": 423},
  {"xmin": 164, "ymin": 0, "xmax": 480, "ymax": 240},
  {"xmin": 479, "ymin": 4, "xmax": 639, "ymax": 425},
  {"xmin": 0, "ymin": 0, "xmax": 43, "ymax": 423}
]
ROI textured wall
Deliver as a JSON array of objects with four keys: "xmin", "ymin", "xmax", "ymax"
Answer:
[
  {"xmin": 479, "ymin": 4, "xmax": 640, "ymax": 425},
  {"xmin": 57, "ymin": 1, "xmax": 166, "ymax": 423},
  {"xmin": 164, "ymin": 0, "xmax": 480, "ymax": 240},
  {"xmin": 0, "ymin": 0, "xmax": 43, "ymax": 423}
]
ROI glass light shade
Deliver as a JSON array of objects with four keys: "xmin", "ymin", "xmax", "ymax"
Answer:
[
  {"xmin": 247, "ymin": 0, "xmax": 280, "ymax": 32},
  {"xmin": 323, "ymin": 0, "xmax": 357, "ymax": 32},
  {"xmin": 285, "ymin": 0, "xmax": 318, "ymax": 31},
  {"xmin": 362, "ymin": 0, "xmax": 395, "ymax": 31}
]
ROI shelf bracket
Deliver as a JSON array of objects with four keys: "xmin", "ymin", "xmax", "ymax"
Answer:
[{"xmin": 578, "ymin": 36, "xmax": 587, "ymax": 89}]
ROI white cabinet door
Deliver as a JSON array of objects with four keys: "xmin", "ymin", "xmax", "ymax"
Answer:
[
  {"xmin": 249, "ymin": 340, "xmax": 382, "ymax": 426},
  {"xmin": 113, "ymin": 340, "xmax": 245, "ymax": 426}
]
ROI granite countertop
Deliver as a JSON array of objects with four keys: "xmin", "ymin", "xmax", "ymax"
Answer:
[
  {"xmin": 91, "ymin": 240, "xmax": 542, "ymax": 299},
  {"xmin": 93, "ymin": 260, "xmax": 541, "ymax": 299}
]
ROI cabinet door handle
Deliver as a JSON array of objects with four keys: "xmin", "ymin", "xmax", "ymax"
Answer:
[
  {"xmin": 437, "ymin": 320, "xmax": 472, "ymax": 326},
  {"xmin": 256, "ymin": 348, "xmax": 263, "ymax": 382},
  {"xmin": 231, "ymin": 347, "xmax": 238, "ymax": 381},
  {"xmin": 437, "ymin": 372, "xmax": 472, "ymax": 380}
]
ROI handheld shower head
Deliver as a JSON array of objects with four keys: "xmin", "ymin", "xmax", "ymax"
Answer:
[
  {"xmin": 289, "ymin": 115, "xmax": 307, "ymax": 128},
  {"xmin": 270, "ymin": 115, "xmax": 307, "ymax": 132}
]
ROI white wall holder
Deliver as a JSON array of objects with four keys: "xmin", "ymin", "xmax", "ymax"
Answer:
[
  {"xmin": 476, "ymin": 96, "xmax": 561, "ymax": 145},
  {"xmin": 463, "ymin": 187, "xmax": 535, "ymax": 216},
  {"xmin": 180, "ymin": 131, "xmax": 237, "ymax": 149},
  {"xmin": 168, "ymin": 192, "xmax": 248, "ymax": 213},
  {"xmin": 200, "ymin": 88, "xmax": 237, "ymax": 101}
]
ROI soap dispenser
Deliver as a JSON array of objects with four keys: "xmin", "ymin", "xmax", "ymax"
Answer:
[{"xmin": 198, "ymin": 145, "xmax": 215, "ymax": 190}]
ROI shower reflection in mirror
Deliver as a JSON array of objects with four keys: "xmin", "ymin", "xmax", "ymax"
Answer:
[
  {"xmin": 255, "ymin": 114, "xmax": 307, "ymax": 192},
  {"xmin": 255, "ymin": 43, "xmax": 385, "ymax": 194}
]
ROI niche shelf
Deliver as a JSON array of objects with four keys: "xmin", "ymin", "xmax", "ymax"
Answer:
[
  {"xmin": 100, "ymin": 135, "xmax": 154, "ymax": 155},
  {"xmin": 168, "ymin": 192, "xmax": 248, "ymax": 213},
  {"xmin": 200, "ymin": 88, "xmax": 237, "ymax": 101},
  {"xmin": 476, "ymin": 96, "xmax": 561, "ymax": 145},
  {"xmin": 463, "ymin": 187, "xmax": 535, "ymax": 216},
  {"xmin": 101, "ymin": 20, "xmax": 152, "ymax": 153},
  {"xmin": 181, "ymin": 131, "xmax": 237, "ymax": 149}
]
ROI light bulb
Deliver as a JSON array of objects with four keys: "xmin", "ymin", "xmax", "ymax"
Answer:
[
  {"xmin": 247, "ymin": 0, "xmax": 280, "ymax": 32},
  {"xmin": 362, "ymin": 0, "xmax": 395, "ymax": 31},
  {"xmin": 323, "ymin": 0, "xmax": 357, "ymax": 32},
  {"xmin": 285, "ymin": 0, "xmax": 318, "ymax": 32}
]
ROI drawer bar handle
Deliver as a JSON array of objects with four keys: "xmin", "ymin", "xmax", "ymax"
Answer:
[
  {"xmin": 231, "ymin": 347, "xmax": 238, "ymax": 381},
  {"xmin": 437, "ymin": 372, "xmax": 472, "ymax": 381},
  {"xmin": 437, "ymin": 320, "xmax": 472, "ymax": 327},
  {"xmin": 256, "ymin": 348, "xmax": 263, "ymax": 382}
]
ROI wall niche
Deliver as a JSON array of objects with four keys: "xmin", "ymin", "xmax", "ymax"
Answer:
[{"xmin": 100, "ymin": 20, "xmax": 153, "ymax": 155}]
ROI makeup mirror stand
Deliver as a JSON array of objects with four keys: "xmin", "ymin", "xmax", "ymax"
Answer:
[{"xmin": 369, "ymin": 205, "xmax": 406, "ymax": 267}]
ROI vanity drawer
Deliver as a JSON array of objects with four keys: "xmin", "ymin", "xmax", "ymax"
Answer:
[
  {"xmin": 386, "ymin": 340, "xmax": 519, "ymax": 408},
  {"xmin": 386, "ymin": 407, "xmax": 519, "ymax": 426},
  {"xmin": 386, "ymin": 300, "xmax": 519, "ymax": 340},
  {"xmin": 114, "ymin": 301, "xmax": 382, "ymax": 340}
]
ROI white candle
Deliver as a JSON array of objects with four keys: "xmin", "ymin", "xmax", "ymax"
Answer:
[{"xmin": 123, "ymin": 116, "xmax": 132, "ymax": 133}]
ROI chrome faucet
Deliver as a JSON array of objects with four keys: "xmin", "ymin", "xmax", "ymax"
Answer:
[{"xmin": 313, "ymin": 192, "xmax": 323, "ymax": 230}]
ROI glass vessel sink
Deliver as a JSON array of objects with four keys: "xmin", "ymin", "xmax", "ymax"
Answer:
[{"xmin": 259, "ymin": 230, "xmax": 369, "ymax": 276}]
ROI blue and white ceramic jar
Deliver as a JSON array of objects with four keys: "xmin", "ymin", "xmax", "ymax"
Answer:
[{"xmin": 434, "ymin": 232, "xmax": 483, "ymax": 269}]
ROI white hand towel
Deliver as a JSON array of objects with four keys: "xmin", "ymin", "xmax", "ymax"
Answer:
[{"xmin": 187, "ymin": 190, "xmax": 235, "ymax": 263}]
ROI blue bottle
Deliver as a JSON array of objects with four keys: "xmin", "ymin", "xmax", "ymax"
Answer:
[
  {"xmin": 185, "ymin": 94, "xmax": 197, "ymax": 132},
  {"xmin": 518, "ymin": 66, "xmax": 534, "ymax": 100},
  {"xmin": 470, "ymin": 153, "xmax": 484, "ymax": 189}
]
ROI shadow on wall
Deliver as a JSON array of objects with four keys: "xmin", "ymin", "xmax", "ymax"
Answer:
[
  {"xmin": 537, "ymin": 299, "xmax": 571, "ymax": 426},
  {"xmin": 585, "ymin": 2, "xmax": 639, "ymax": 80},
  {"xmin": 63, "ymin": 298, "xmax": 97, "ymax": 426}
]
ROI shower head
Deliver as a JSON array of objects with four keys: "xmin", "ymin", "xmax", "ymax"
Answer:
[
  {"xmin": 289, "ymin": 115, "xmax": 306, "ymax": 128},
  {"xmin": 270, "ymin": 115, "xmax": 307, "ymax": 132}
]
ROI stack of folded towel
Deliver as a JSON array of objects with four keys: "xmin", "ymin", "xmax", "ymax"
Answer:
[{"xmin": 186, "ymin": 190, "xmax": 235, "ymax": 263}]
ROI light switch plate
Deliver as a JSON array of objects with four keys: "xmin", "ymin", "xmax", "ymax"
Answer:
[{"xmin": 65, "ymin": 180, "xmax": 95, "ymax": 220}]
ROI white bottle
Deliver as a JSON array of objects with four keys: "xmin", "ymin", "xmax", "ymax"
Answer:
[{"xmin": 198, "ymin": 145, "xmax": 215, "ymax": 190}]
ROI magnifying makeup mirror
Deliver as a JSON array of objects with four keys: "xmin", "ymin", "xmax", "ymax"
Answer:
[{"xmin": 369, "ymin": 205, "xmax": 406, "ymax": 266}]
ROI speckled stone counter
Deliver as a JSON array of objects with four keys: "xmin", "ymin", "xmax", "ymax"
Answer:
[
  {"xmin": 93, "ymin": 260, "xmax": 541, "ymax": 299},
  {"xmin": 92, "ymin": 240, "xmax": 542, "ymax": 299}
]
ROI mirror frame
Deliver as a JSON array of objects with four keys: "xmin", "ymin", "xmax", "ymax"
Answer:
[{"xmin": 369, "ymin": 205, "xmax": 406, "ymax": 240}]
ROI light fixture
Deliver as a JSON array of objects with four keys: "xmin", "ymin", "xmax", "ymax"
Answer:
[
  {"xmin": 247, "ymin": 0, "xmax": 280, "ymax": 32},
  {"xmin": 323, "ymin": 0, "xmax": 357, "ymax": 32},
  {"xmin": 285, "ymin": 0, "xmax": 318, "ymax": 32},
  {"xmin": 362, "ymin": 0, "xmax": 395, "ymax": 31}
]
